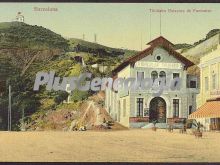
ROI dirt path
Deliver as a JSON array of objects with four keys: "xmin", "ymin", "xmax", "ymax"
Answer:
[
  {"xmin": 0, "ymin": 129, "xmax": 220, "ymax": 162},
  {"xmin": 80, "ymin": 100, "xmax": 103, "ymax": 125},
  {"xmin": 81, "ymin": 101, "xmax": 94, "ymax": 121}
]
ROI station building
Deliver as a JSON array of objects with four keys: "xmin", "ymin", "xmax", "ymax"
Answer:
[{"xmin": 105, "ymin": 36, "xmax": 198, "ymax": 128}]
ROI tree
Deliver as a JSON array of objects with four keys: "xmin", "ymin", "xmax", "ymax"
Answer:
[
  {"xmin": 54, "ymin": 91, "xmax": 69, "ymax": 105},
  {"xmin": 70, "ymin": 89, "xmax": 90, "ymax": 102},
  {"xmin": 206, "ymin": 29, "xmax": 220, "ymax": 39}
]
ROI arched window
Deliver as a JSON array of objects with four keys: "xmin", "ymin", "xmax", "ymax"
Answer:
[
  {"xmin": 151, "ymin": 71, "xmax": 158, "ymax": 82},
  {"xmin": 159, "ymin": 71, "xmax": 166, "ymax": 85},
  {"xmin": 159, "ymin": 71, "xmax": 166, "ymax": 78}
]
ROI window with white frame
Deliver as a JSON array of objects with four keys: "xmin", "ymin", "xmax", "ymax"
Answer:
[
  {"xmin": 159, "ymin": 71, "xmax": 166, "ymax": 85},
  {"xmin": 212, "ymin": 74, "xmax": 217, "ymax": 90},
  {"xmin": 136, "ymin": 98, "xmax": 143, "ymax": 117},
  {"xmin": 151, "ymin": 71, "xmax": 158, "ymax": 83},
  {"xmin": 173, "ymin": 73, "xmax": 180, "ymax": 79},
  {"xmin": 190, "ymin": 81, "xmax": 197, "ymax": 88},
  {"xmin": 189, "ymin": 105, "xmax": 192, "ymax": 115},
  {"xmin": 137, "ymin": 71, "xmax": 144, "ymax": 87},
  {"xmin": 123, "ymin": 99, "xmax": 126, "ymax": 117},
  {"xmin": 205, "ymin": 77, "xmax": 209, "ymax": 91},
  {"xmin": 173, "ymin": 99, "xmax": 179, "ymax": 117},
  {"xmin": 173, "ymin": 73, "xmax": 180, "ymax": 87}
]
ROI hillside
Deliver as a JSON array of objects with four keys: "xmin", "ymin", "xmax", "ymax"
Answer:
[
  {"xmin": 0, "ymin": 22, "xmax": 69, "ymax": 79},
  {"xmin": 174, "ymin": 43, "xmax": 193, "ymax": 50},
  {"xmin": 175, "ymin": 29, "xmax": 220, "ymax": 52},
  {"xmin": 69, "ymin": 38, "xmax": 138, "ymax": 63},
  {"xmin": 22, "ymin": 38, "xmax": 137, "ymax": 131},
  {"xmin": 0, "ymin": 22, "xmax": 79, "ymax": 130},
  {"xmin": 69, "ymin": 38, "xmax": 137, "ymax": 57},
  {"xmin": 0, "ymin": 22, "xmax": 69, "ymax": 49},
  {"xmin": 174, "ymin": 29, "xmax": 220, "ymax": 76},
  {"xmin": 0, "ymin": 22, "xmax": 136, "ymax": 131}
]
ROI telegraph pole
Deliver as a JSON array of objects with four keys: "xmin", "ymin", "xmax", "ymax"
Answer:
[
  {"xmin": 21, "ymin": 108, "xmax": 25, "ymax": 131},
  {"xmin": 94, "ymin": 34, "xmax": 97, "ymax": 43},
  {"xmin": 159, "ymin": 11, "xmax": 162, "ymax": 36},
  {"xmin": 149, "ymin": 11, "xmax": 152, "ymax": 41},
  {"xmin": 8, "ymin": 85, "xmax": 11, "ymax": 131},
  {"xmin": 141, "ymin": 32, "xmax": 143, "ymax": 51}
]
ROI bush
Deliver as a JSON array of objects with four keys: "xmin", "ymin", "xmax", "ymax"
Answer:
[
  {"xmin": 70, "ymin": 89, "xmax": 90, "ymax": 102},
  {"xmin": 54, "ymin": 91, "xmax": 69, "ymax": 105}
]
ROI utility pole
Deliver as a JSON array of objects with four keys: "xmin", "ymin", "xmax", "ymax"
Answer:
[
  {"xmin": 141, "ymin": 31, "xmax": 143, "ymax": 51},
  {"xmin": 8, "ymin": 85, "xmax": 11, "ymax": 131},
  {"xmin": 94, "ymin": 33, "xmax": 97, "ymax": 43},
  {"xmin": 21, "ymin": 108, "xmax": 25, "ymax": 131},
  {"xmin": 159, "ymin": 11, "xmax": 162, "ymax": 36},
  {"xmin": 149, "ymin": 11, "xmax": 152, "ymax": 41}
]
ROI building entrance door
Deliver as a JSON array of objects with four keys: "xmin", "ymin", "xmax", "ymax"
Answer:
[{"xmin": 149, "ymin": 97, "xmax": 166, "ymax": 123}]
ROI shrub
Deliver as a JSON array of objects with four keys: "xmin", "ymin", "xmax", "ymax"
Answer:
[{"xmin": 54, "ymin": 91, "xmax": 69, "ymax": 105}]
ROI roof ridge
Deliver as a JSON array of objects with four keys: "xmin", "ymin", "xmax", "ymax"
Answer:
[{"xmin": 112, "ymin": 36, "xmax": 194, "ymax": 75}]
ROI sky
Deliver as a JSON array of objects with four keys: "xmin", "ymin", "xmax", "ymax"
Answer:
[{"xmin": 0, "ymin": 3, "xmax": 220, "ymax": 50}]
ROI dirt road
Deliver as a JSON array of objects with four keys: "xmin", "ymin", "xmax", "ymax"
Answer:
[{"xmin": 0, "ymin": 129, "xmax": 219, "ymax": 162}]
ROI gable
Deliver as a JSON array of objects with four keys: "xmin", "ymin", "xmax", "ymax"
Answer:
[
  {"xmin": 112, "ymin": 36, "xmax": 194, "ymax": 75},
  {"xmin": 140, "ymin": 46, "xmax": 184, "ymax": 64}
]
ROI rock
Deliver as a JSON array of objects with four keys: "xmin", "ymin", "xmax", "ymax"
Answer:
[
  {"xmin": 79, "ymin": 126, "xmax": 86, "ymax": 131},
  {"xmin": 85, "ymin": 124, "xmax": 92, "ymax": 130},
  {"xmin": 62, "ymin": 127, "xmax": 69, "ymax": 131},
  {"xmin": 101, "ymin": 123, "xmax": 111, "ymax": 129},
  {"xmin": 35, "ymin": 127, "xmax": 43, "ymax": 131},
  {"xmin": 69, "ymin": 120, "xmax": 77, "ymax": 131},
  {"xmin": 101, "ymin": 123, "xmax": 108, "ymax": 127}
]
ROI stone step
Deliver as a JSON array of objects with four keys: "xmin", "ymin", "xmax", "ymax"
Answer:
[{"xmin": 141, "ymin": 123, "xmax": 185, "ymax": 129}]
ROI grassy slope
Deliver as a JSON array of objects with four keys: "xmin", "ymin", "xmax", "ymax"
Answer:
[
  {"xmin": 0, "ymin": 21, "xmax": 69, "ymax": 81},
  {"xmin": 0, "ymin": 22, "xmax": 71, "ymax": 130},
  {"xmin": 0, "ymin": 22, "xmax": 69, "ymax": 50},
  {"xmin": 69, "ymin": 38, "xmax": 138, "ymax": 59}
]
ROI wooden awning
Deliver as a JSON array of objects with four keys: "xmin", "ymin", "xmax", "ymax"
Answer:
[{"xmin": 189, "ymin": 101, "xmax": 220, "ymax": 119}]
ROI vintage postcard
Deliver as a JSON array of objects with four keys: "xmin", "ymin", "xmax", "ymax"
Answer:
[{"xmin": 0, "ymin": 1, "xmax": 220, "ymax": 163}]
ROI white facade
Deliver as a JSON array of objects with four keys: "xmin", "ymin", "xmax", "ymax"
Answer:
[
  {"xmin": 189, "ymin": 34, "xmax": 220, "ymax": 131},
  {"xmin": 105, "ymin": 38, "xmax": 198, "ymax": 128}
]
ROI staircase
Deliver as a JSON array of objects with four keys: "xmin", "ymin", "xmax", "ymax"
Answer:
[{"xmin": 141, "ymin": 122, "xmax": 184, "ymax": 129}]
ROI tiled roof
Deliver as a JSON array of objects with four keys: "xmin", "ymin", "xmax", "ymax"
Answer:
[
  {"xmin": 189, "ymin": 101, "xmax": 220, "ymax": 119},
  {"xmin": 147, "ymin": 36, "xmax": 174, "ymax": 46},
  {"xmin": 112, "ymin": 36, "xmax": 195, "ymax": 75}
]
